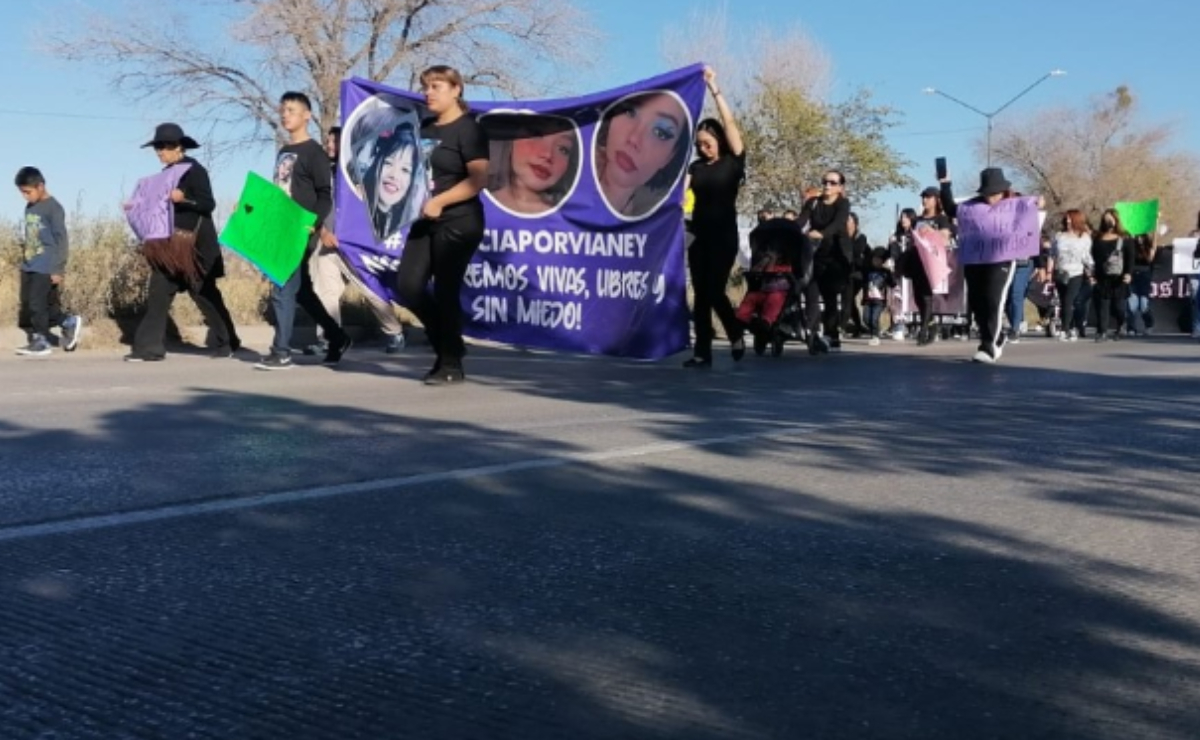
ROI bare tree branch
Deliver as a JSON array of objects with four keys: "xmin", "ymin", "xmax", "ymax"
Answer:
[{"xmin": 43, "ymin": 0, "xmax": 601, "ymax": 149}]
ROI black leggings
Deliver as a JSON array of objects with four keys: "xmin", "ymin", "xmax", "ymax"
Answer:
[
  {"xmin": 1092, "ymin": 276, "xmax": 1128, "ymax": 334},
  {"xmin": 909, "ymin": 266, "xmax": 934, "ymax": 330},
  {"xmin": 1055, "ymin": 275, "xmax": 1085, "ymax": 332},
  {"xmin": 804, "ymin": 268, "xmax": 846, "ymax": 341},
  {"xmin": 688, "ymin": 229, "xmax": 741, "ymax": 361},
  {"xmin": 396, "ymin": 214, "xmax": 484, "ymax": 366}
]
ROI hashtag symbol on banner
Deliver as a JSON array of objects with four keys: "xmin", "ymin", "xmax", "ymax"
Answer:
[{"xmin": 385, "ymin": 232, "xmax": 404, "ymax": 251}]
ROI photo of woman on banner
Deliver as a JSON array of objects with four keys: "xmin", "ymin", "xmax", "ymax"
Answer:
[
  {"xmin": 594, "ymin": 91, "xmax": 693, "ymax": 220},
  {"xmin": 482, "ymin": 113, "xmax": 581, "ymax": 217},
  {"xmin": 344, "ymin": 97, "xmax": 430, "ymax": 244}
]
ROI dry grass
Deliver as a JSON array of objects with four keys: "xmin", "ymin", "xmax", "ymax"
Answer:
[{"xmin": 1, "ymin": 214, "xmax": 410, "ymax": 348}]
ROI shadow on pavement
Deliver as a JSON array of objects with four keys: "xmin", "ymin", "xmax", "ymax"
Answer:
[{"xmin": 0, "ymin": 346, "xmax": 1198, "ymax": 738}]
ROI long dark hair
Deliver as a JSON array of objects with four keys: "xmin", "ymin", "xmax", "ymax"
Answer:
[
  {"xmin": 1096, "ymin": 208, "xmax": 1128, "ymax": 238},
  {"xmin": 695, "ymin": 117, "xmax": 731, "ymax": 160},
  {"xmin": 895, "ymin": 208, "xmax": 917, "ymax": 238},
  {"xmin": 596, "ymin": 92, "xmax": 692, "ymax": 215}
]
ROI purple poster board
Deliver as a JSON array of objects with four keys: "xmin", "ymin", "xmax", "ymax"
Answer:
[
  {"xmin": 336, "ymin": 66, "xmax": 705, "ymax": 360},
  {"xmin": 125, "ymin": 164, "xmax": 192, "ymax": 241},
  {"xmin": 956, "ymin": 196, "xmax": 1041, "ymax": 265}
]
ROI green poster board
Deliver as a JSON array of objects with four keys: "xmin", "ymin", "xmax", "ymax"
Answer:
[
  {"xmin": 1114, "ymin": 199, "xmax": 1159, "ymax": 237},
  {"xmin": 218, "ymin": 172, "xmax": 316, "ymax": 285}
]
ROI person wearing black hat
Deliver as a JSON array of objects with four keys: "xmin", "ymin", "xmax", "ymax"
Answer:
[
  {"xmin": 125, "ymin": 123, "xmax": 241, "ymax": 362},
  {"xmin": 939, "ymin": 167, "xmax": 1024, "ymax": 363}
]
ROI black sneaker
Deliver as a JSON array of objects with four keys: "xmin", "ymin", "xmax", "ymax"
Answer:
[
  {"xmin": 424, "ymin": 366, "xmax": 465, "ymax": 386},
  {"xmin": 302, "ymin": 341, "xmax": 328, "ymax": 356},
  {"xmin": 682, "ymin": 356, "xmax": 711, "ymax": 368},
  {"xmin": 323, "ymin": 334, "xmax": 353, "ymax": 365},
  {"xmin": 124, "ymin": 351, "xmax": 165, "ymax": 363},
  {"xmin": 730, "ymin": 336, "xmax": 746, "ymax": 361},
  {"xmin": 254, "ymin": 352, "xmax": 294, "ymax": 370},
  {"xmin": 210, "ymin": 347, "xmax": 235, "ymax": 360}
]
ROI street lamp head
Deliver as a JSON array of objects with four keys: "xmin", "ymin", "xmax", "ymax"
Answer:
[
  {"xmin": 922, "ymin": 87, "xmax": 937, "ymax": 94},
  {"xmin": 1049, "ymin": 69, "xmax": 1067, "ymax": 77}
]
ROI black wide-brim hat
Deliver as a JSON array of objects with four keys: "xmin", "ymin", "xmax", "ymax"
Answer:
[
  {"xmin": 142, "ymin": 122, "xmax": 200, "ymax": 149},
  {"xmin": 976, "ymin": 167, "xmax": 1013, "ymax": 196}
]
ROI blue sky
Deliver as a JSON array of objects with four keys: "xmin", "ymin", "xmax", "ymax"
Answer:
[{"xmin": 3, "ymin": 0, "xmax": 1196, "ymax": 243}]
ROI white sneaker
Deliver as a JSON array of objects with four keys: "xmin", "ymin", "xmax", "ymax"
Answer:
[
  {"xmin": 891, "ymin": 329, "xmax": 905, "ymax": 341},
  {"xmin": 868, "ymin": 336, "xmax": 881, "ymax": 347},
  {"xmin": 972, "ymin": 349, "xmax": 996, "ymax": 364},
  {"xmin": 61, "ymin": 315, "xmax": 84, "ymax": 352}
]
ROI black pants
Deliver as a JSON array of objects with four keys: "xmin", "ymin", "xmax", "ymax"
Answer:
[
  {"xmin": 841, "ymin": 277, "xmax": 864, "ymax": 334},
  {"xmin": 687, "ymin": 228, "xmax": 741, "ymax": 361},
  {"xmin": 965, "ymin": 261, "xmax": 1015, "ymax": 355},
  {"xmin": 1055, "ymin": 276, "xmax": 1086, "ymax": 333},
  {"xmin": 396, "ymin": 214, "xmax": 484, "ymax": 366},
  {"xmin": 805, "ymin": 266, "xmax": 846, "ymax": 341},
  {"xmin": 134, "ymin": 268, "xmax": 234, "ymax": 356},
  {"xmin": 1093, "ymin": 276, "xmax": 1128, "ymax": 335},
  {"xmin": 909, "ymin": 267, "xmax": 935, "ymax": 332},
  {"xmin": 18, "ymin": 272, "xmax": 66, "ymax": 337}
]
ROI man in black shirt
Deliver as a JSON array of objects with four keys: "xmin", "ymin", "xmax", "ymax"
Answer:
[{"xmin": 255, "ymin": 92, "xmax": 353, "ymax": 371}]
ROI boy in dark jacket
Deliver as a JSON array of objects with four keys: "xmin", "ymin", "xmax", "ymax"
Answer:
[{"xmin": 14, "ymin": 167, "xmax": 82, "ymax": 356}]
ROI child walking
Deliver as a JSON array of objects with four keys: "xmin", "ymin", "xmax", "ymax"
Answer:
[
  {"xmin": 862, "ymin": 247, "xmax": 896, "ymax": 346},
  {"xmin": 14, "ymin": 167, "xmax": 82, "ymax": 356}
]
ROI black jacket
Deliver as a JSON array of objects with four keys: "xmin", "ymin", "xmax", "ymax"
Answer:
[
  {"xmin": 800, "ymin": 195, "xmax": 851, "ymax": 274},
  {"xmin": 169, "ymin": 157, "xmax": 224, "ymax": 278}
]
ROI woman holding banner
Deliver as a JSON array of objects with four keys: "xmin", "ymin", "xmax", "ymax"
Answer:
[
  {"xmin": 395, "ymin": 65, "xmax": 489, "ymax": 386},
  {"xmin": 681, "ymin": 66, "xmax": 746, "ymax": 368},
  {"xmin": 126, "ymin": 123, "xmax": 240, "ymax": 362},
  {"xmin": 902, "ymin": 186, "xmax": 954, "ymax": 346}
]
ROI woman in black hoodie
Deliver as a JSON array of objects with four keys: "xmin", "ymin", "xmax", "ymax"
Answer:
[
  {"xmin": 1089, "ymin": 208, "xmax": 1134, "ymax": 342},
  {"xmin": 798, "ymin": 170, "xmax": 851, "ymax": 353}
]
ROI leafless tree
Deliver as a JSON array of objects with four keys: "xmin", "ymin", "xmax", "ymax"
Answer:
[
  {"xmin": 45, "ymin": 0, "xmax": 599, "ymax": 150},
  {"xmin": 990, "ymin": 86, "xmax": 1200, "ymax": 237},
  {"xmin": 661, "ymin": 6, "xmax": 911, "ymax": 213}
]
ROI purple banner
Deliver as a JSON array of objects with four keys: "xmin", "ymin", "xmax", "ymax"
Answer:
[
  {"xmin": 336, "ymin": 66, "xmax": 704, "ymax": 360},
  {"xmin": 956, "ymin": 196, "xmax": 1040, "ymax": 265},
  {"xmin": 124, "ymin": 164, "xmax": 192, "ymax": 241}
]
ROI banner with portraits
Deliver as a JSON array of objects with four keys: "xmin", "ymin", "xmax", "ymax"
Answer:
[{"xmin": 336, "ymin": 66, "xmax": 705, "ymax": 360}]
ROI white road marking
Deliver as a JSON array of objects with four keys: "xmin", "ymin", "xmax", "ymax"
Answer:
[{"xmin": 0, "ymin": 425, "xmax": 813, "ymax": 544}]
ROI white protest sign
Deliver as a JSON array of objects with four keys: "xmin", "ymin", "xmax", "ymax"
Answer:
[{"xmin": 1171, "ymin": 238, "xmax": 1200, "ymax": 275}]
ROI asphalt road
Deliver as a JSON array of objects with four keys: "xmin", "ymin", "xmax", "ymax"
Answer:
[{"xmin": 1, "ymin": 331, "xmax": 1198, "ymax": 739}]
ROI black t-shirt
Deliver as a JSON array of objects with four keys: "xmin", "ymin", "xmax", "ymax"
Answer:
[
  {"xmin": 422, "ymin": 114, "xmax": 489, "ymax": 219},
  {"xmin": 688, "ymin": 151, "xmax": 745, "ymax": 228},
  {"xmin": 274, "ymin": 139, "xmax": 332, "ymax": 229}
]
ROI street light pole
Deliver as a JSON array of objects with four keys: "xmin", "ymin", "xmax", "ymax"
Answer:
[{"xmin": 923, "ymin": 70, "xmax": 1066, "ymax": 167}]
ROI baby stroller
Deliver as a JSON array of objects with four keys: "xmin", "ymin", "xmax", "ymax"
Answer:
[
  {"xmin": 742, "ymin": 218, "xmax": 814, "ymax": 357},
  {"xmin": 1026, "ymin": 276, "xmax": 1062, "ymax": 337}
]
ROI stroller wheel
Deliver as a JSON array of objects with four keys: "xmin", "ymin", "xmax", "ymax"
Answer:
[{"xmin": 771, "ymin": 335, "xmax": 785, "ymax": 357}]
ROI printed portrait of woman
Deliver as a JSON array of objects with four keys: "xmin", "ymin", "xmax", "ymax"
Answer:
[
  {"xmin": 344, "ymin": 97, "xmax": 430, "ymax": 244},
  {"xmin": 593, "ymin": 91, "xmax": 693, "ymax": 221},
  {"xmin": 482, "ymin": 113, "xmax": 581, "ymax": 218}
]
